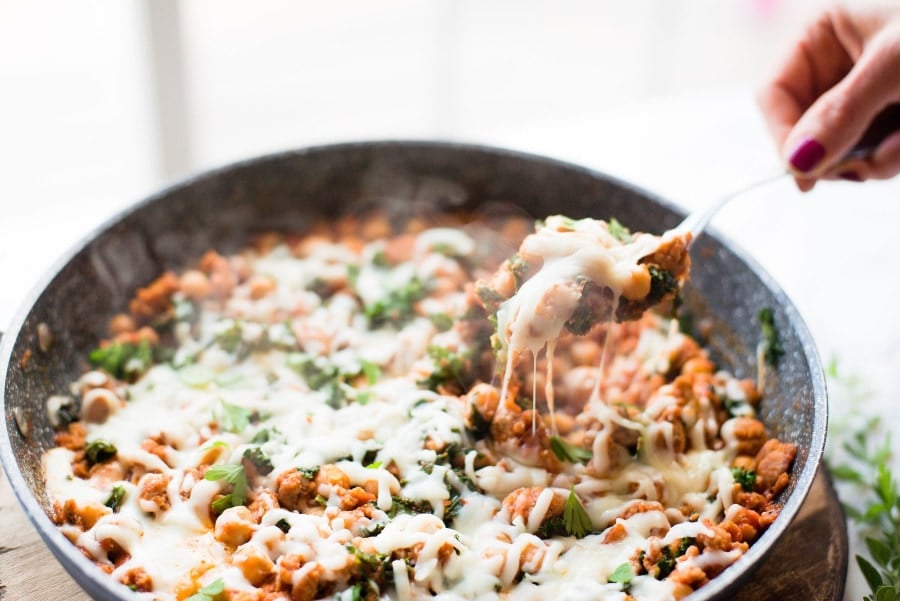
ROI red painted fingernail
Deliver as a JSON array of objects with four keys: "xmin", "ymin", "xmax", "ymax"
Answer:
[
  {"xmin": 788, "ymin": 138, "xmax": 826, "ymax": 173},
  {"xmin": 839, "ymin": 170, "xmax": 861, "ymax": 182}
]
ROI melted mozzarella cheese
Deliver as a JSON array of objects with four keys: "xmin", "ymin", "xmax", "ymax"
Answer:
[{"xmin": 43, "ymin": 223, "xmax": 769, "ymax": 601}]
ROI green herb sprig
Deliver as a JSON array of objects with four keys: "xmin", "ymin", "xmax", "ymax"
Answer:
[
  {"xmin": 185, "ymin": 578, "xmax": 224, "ymax": 601},
  {"xmin": 204, "ymin": 463, "xmax": 249, "ymax": 512},
  {"xmin": 563, "ymin": 487, "xmax": 593, "ymax": 538},
  {"xmin": 549, "ymin": 436, "xmax": 592, "ymax": 464},
  {"xmin": 827, "ymin": 357, "xmax": 898, "ymax": 601}
]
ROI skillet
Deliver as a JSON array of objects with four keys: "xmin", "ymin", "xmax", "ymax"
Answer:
[{"xmin": 0, "ymin": 141, "xmax": 827, "ymax": 600}]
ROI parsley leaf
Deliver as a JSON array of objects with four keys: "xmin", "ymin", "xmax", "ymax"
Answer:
[
  {"xmin": 549, "ymin": 436, "xmax": 592, "ymax": 463},
  {"xmin": 607, "ymin": 218, "xmax": 633, "ymax": 243},
  {"xmin": 204, "ymin": 463, "xmax": 249, "ymax": 509},
  {"xmin": 608, "ymin": 562, "xmax": 635, "ymax": 585},
  {"xmin": 563, "ymin": 487, "xmax": 592, "ymax": 538},
  {"xmin": 360, "ymin": 360, "xmax": 381, "ymax": 385},
  {"xmin": 185, "ymin": 578, "xmax": 224, "ymax": 601},
  {"xmin": 215, "ymin": 400, "xmax": 251, "ymax": 433}
]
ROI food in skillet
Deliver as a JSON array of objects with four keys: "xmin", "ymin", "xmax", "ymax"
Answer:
[{"xmin": 42, "ymin": 211, "xmax": 795, "ymax": 601}]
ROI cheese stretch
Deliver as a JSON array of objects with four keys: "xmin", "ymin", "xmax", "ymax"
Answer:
[{"xmin": 43, "ymin": 213, "xmax": 795, "ymax": 601}]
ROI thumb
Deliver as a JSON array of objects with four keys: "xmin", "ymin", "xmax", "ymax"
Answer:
[{"xmin": 782, "ymin": 34, "xmax": 900, "ymax": 176}]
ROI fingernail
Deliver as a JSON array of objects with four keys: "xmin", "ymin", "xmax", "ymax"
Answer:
[
  {"xmin": 839, "ymin": 170, "xmax": 861, "ymax": 182},
  {"xmin": 788, "ymin": 137, "xmax": 826, "ymax": 173}
]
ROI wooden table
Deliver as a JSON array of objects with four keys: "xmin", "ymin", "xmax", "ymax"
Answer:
[{"xmin": 0, "ymin": 467, "xmax": 846, "ymax": 600}]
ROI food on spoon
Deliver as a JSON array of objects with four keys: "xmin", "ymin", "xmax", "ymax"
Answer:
[
  {"xmin": 474, "ymin": 215, "xmax": 691, "ymax": 412},
  {"xmin": 42, "ymin": 211, "xmax": 794, "ymax": 601}
]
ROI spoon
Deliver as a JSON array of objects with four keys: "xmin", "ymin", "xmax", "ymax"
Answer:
[{"xmin": 673, "ymin": 103, "xmax": 900, "ymax": 243}]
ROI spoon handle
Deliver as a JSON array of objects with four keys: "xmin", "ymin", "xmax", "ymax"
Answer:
[
  {"xmin": 675, "ymin": 103, "xmax": 900, "ymax": 242},
  {"xmin": 844, "ymin": 103, "xmax": 900, "ymax": 160}
]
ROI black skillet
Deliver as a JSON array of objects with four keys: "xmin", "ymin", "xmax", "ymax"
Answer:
[{"xmin": 0, "ymin": 141, "xmax": 827, "ymax": 600}]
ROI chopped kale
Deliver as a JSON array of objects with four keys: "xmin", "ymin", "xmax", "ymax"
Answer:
[
  {"xmin": 417, "ymin": 346, "xmax": 468, "ymax": 392},
  {"xmin": 365, "ymin": 277, "xmax": 428, "ymax": 328},
  {"xmin": 298, "ymin": 466, "xmax": 320, "ymax": 480},
  {"xmin": 444, "ymin": 491, "xmax": 464, "ymax": 523},
  {"xmin": 104, "ymin": 484, "xmax": 126, "ymax": 512},
  {"xmin": 275, "ymin": 518, "xmax": 291, "ymax": 533},
  {"xmin": 564, "ymin": 278, "xmax": 601, "ymax": 336},
  {"xmin": 51, "ymin": 397, "xmax": 79, "ymax": 428},
  {"xmin": 651, "ymin": 537, "xmax": 695, "ymax": 579},
  {"xmin": 731, "ymin": 467, "xmax": 757, "ymax": 491},
  {"xmin": 758, "ymin": 307, "xmax": 784, "ymax": 367},
  {"xmin": 389, "ymin": 496, "xmax": 433, "ymax": 517},
  {"xmin": 286, "ymin": 353, "xmax": 350, "ymax": 409},
  {"xmin": 250, "ymin": 428, "xmax": 271, "ymax": 444},
  {"xmin": 88, "ymin": 339, "xmax": 155, "ymax": 382},
  {"xmin": 85, "ymin": 440, "xmax": 117, "ymax": 466},
  {"xmin": 655, "ymin": 552, "xmax": 677, "ymax": 578},
  {"xmin": 507, "ymin": 254, "xmax": 531, "ymax": 289},
  {"xmin": 428, "ymin": 312, "xmax": 454, "ymax": 332},
  {"xmin": 465, "ymin": 403, "xmax": 492, "ymax": 440},
  {"xmin": 359, "ymin": 521, "xmax": 387, "ymax": 538},
  {"xmin": 475, "ymin": 284, "xmax": 506, "ymax": 312},
  {"xmin": 214, "ymin": 322, "xmax": 245, "ymax": 354},
  {"xmin": 645, "ymin": 265, "xmax": 678, "ymax": 306},
  {"xmin": 242, "ymin": 447, "xmax": 274, "ymax": 475}
]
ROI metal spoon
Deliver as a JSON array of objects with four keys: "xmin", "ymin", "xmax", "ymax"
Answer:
[{"xmin": 673, "ymin": 103, "xmax": 900, "ymax": 243}]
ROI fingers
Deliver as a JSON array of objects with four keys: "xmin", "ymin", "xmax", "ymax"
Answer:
[
  {"xmin": 757, "ymin": 5, "xmax": 900, "ymax": 189},
  {"xmin": 782, "ymin": 32, "xmax": 900, "ymax": 178},
  {"xmin": 756, "ymin": 8, "xmax": 857, "ymax": 153},
  {"xmin": 826, "ymin": 130, "xmax": 900, "ymax": 182}
]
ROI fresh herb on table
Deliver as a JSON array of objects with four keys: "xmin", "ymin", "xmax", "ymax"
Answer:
[
  {"xmin": 185, "ymin": 578, "xmax": 224, "ymax": 601},
  {"xmin": 830, "ymin": 415, "xmax": 899, "ymax": 601},
  {"xmin": 827, "ymin": 357, "xmax": 898, "ymax": 601}
]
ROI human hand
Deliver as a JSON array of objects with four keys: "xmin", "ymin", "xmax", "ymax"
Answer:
[{"xmin": 757, "ymin": 5, "xmax": 900, "ymax": 191}]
